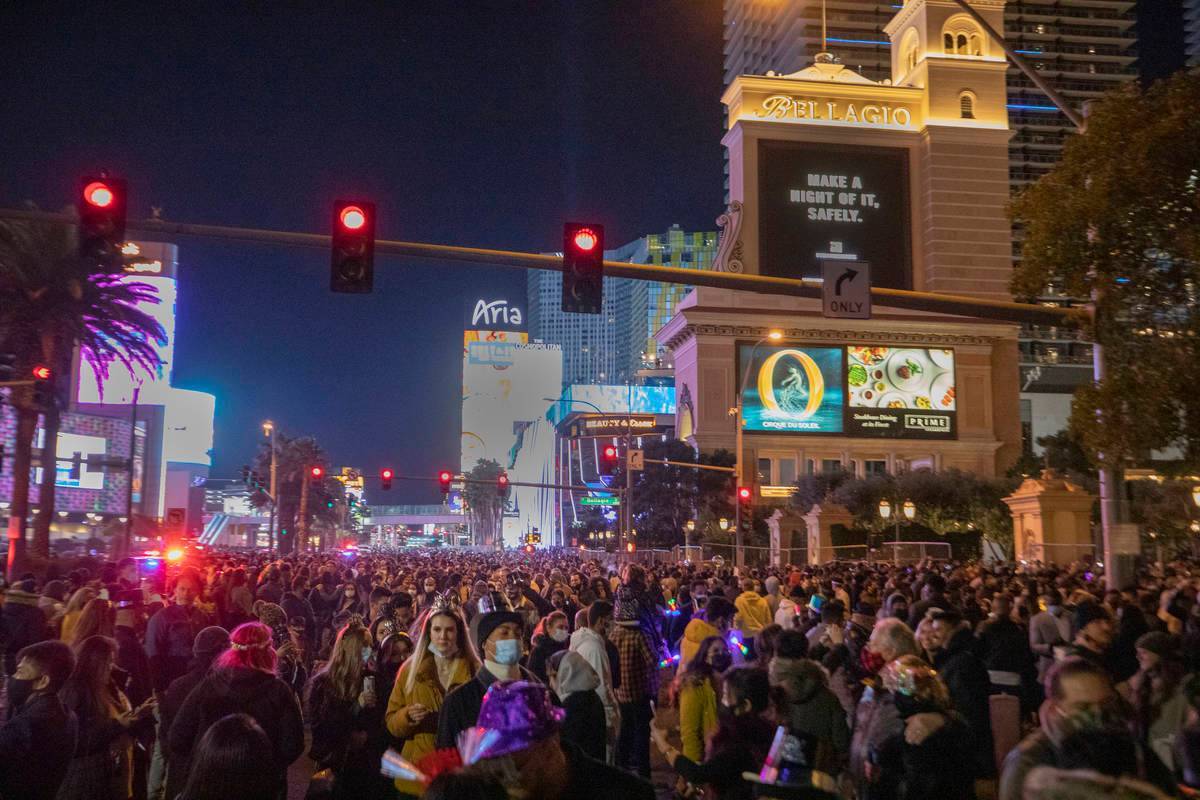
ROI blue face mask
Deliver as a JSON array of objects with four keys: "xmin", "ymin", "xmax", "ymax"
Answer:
[
  {"xmin": 362, "ymin": 646, "xmax": 372, "ymax": 664},
  {"xmin": 492, "ymin": 638, "xmax": 521, "ymax": 666}
]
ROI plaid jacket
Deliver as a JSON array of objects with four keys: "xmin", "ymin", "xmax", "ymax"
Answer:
[{"xmin": 611, "ymin": 622, "xmax": 657, "ymax": 704}]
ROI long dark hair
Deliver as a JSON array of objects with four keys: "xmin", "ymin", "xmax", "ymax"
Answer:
[
  {"xmin": 672, "ymin": 635, "xmax": 724, "ymax": 704},
  {"xmin": 177, "ymin": 714, "xmax": 278, "ymax": 800},
  {"xmin": 59, "ymin": 635, "xmax": 119, "ymax": 722}
]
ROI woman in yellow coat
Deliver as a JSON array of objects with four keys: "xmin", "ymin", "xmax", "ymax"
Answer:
[
  {"xmin": 672, "ymin": 635, "xmax": 730, "ymax": 762},
  {"xmin": 385, "ymin": 598, "xmax": 479, "ymax": 798}
]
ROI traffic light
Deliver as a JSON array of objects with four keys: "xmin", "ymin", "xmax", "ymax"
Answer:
[
  {"xmin": 31, "ymin": 365, "xmax": 54, "ymax": 409},
  {"xmin": 77, "ymin": 175, "xmax": 127, "ymax": 266},
  {"xmin": 438, "ymin": 470, "xmax": 452, "ymax": 497},
  {"xmin": 380, "ymin": 468, "xmax": 394, "ymax": 491},
  {"xmin": 562, "ymin": 222, "xmax": 604, "ymax": 314},
  {"xmin": 310, "ymin": 466, "xmax": 324, "ymax": 479},
  {"xmin": 598, "ymin": 443, "xmax": 619, "ymax": 479},
  {"xmin": 330, "ymin": 200, "xmax": 376, "ymax": 294},
  {"xmin": 325, "ymin": 499, "xmax": 335, "ymax": 510},
  {"xmin": 737, "ymin": 485, "xmax": 752, "ymax": 507},
  {"xmin": 497, "ymin": 472, "xmax": 509, "ymax": 498}
]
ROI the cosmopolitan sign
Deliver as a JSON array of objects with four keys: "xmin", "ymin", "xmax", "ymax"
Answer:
[{"xmin": 756, "ymin": 95, "xmax": 913, "ymax": 128}]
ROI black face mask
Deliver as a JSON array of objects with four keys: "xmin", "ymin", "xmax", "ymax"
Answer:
[
  {"xmin": 717, "ymin": 701, "xmax": 741, "ymax": 722},
  {"xmin": 892, "ymin": 607, "xmax": 908, "ymax": 620},
  {"xmin": 6, "ymin": 676, "xmax": 36, "ymax": 711},
  {"xmin": 710, "ymin": 653, "xmax": 733, "ymax": 673}
]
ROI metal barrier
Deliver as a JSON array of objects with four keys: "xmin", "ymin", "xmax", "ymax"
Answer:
[{"xmin": 1020, "ymin": 541, "xmax": 1097, "ymax": 563}]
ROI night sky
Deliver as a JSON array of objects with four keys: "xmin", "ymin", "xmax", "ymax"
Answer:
[{"xmin": 0, "ymin": 2, "xmax": 1184, "ymax": 504}]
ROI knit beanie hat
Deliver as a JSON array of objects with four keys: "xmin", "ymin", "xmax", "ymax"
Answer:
[
  {"xmin": 1074, "ymin": 601, "xmax": 1111, "ymax": 632},
  {"xmin": 1134, "ymin": 631, "xmax": 1177, "ymax": 659},
  {"xmin": 613, "ymin": 586, "xmax": 640, "ymax": 625},
  {"xmin": 470, "ymin": 609, "xmax": 524, "ymax": 651},
  {"xmin": 194, "ymin": 625, "xmax": 231, "ymax": 657}
]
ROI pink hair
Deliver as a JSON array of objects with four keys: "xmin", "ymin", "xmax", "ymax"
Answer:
[{"xmin": 215, "ymin": 622, "xmax": 277, "ymax": 674}]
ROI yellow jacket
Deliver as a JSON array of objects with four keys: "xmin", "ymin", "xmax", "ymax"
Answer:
[
  {"xmin": 735, "ymin": 591, "xmax": 772, "ymax": 637},
  {"xmin": 679, "ymin": 617, "xmax": 720, "ymax": 672},
  {"xmin": 385, "ymin": 654, "xmax": 472, "ymax": 794},
  {"xmin": 678, "ymin": 678, "xmax": 718, "ymax": 762}
]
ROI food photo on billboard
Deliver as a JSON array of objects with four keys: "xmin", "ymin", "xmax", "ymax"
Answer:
[
  {"xmin": 845, "ymin": 346, "xmax": 956, "ymax": 439},
  {"xmin": 739, "ymin": 344, "xmax": 844, "ymax": 433}
]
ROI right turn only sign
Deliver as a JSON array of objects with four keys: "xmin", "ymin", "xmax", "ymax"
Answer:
[{"xmin": 821, "ymin": 260, "xmax": 871, "ymax": 319}]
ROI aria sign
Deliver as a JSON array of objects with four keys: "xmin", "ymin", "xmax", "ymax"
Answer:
[
  {"xmin": 756, "ymin": 95, "xmax": 913, "ymax": 128},
  {"xmin": 468, "ymin": 298, "xmax": 525, "ymax": 331}
]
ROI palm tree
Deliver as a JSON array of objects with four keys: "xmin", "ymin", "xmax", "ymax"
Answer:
[
  {"xmin": 250, "ymin": 434, "xmax": 333, "ymax": 553},
  {"xmin": 0, "ymin": 215, "xmax": 164, "ymax": 575}
]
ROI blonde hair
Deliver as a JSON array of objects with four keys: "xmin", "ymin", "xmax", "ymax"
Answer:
[
  {"xmin": 69, "ymin": 599, "xmax": 113, "ymax": 649},
  {"xmin": 402, "ymin": 607, "xmax": 479, "ymax": 696},
  {"xmin": 64, "ymin": 587, "xmax": 96, "ymax": 615},
  {"xmin": 317, "ymin": 620, "xmax": 371, "ymax": 702}
]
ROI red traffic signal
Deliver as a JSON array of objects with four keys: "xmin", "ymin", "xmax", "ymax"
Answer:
[
  {"xmin": 310, "ymin": 466, "xmax": 324, "ymax": 479},
  {"xmin": 497, "ymin": 472, "xmax": 510, "ymax": 497},
  {"xmin": 380, "ymin": 468, "xmax": 394, "ymax": 491},
  {"xmin": 438, "ymin": 470, "xmax": 453, "ymax": 496},
  {"xmin": 562, "ymin": 222, "xmax": 604, "ymax": 314},
  {"xmin": 77, "ymin": 175, "xmax": 127, "ymax": 265},
  {"xmin": 330, "ymin": 200, "xmax": 376, "ymax": 294},
  {"xmin": 737, "ymin": 486, "xmax": 752, "ymax": 503},
  {"xmin": 31, "ymin": 365, "xmax": 51, "ymax": 380},
  {"xmin": 598, "ymin": 443, "xmax": 619, "ymax": 478}
]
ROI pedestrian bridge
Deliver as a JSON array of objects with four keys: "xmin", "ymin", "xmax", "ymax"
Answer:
[{"xmin": 365, "ymin": 504, "xmax": 464, "ymax": 526}]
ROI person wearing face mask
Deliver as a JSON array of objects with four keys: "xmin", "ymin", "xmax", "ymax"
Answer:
[
  {"xmin": 570, "ymin": 600, "xmax": 620, "ymax": 762},
  {"xmin": 435, "ymin": 593, "xmax": 533, "ymax": 750},
  {"xmin": 386, "ymin": 603, "xmax": 478, "ymax": 797},
  {"xmin": 768, "ymin": 630, "xmax": 849, "ymax": 775},
  {"xmin": 999, "ymin": 657, "xmax": 1178, "ymax": 800},
  {"xmin": 653, "ymin": 666, "xmax": 777, "ymax": 800},
  {"xmin": 417, "ymin": 577, "xmax": 440, "ymax": 610},
  {"xmin": 527, "ymin": 611, "xmax": 571, "ymax": 684},
  {"xmin": 144, "ymin": 568, "xmax": 210, "ymax": 693},
  {"xmin": 549, "ymin": 650, "xmax": 607, "ymax": 762},
  {"xmin": 0, "ymin": 640, "xmax": 78, "ymax": 800},
  {"xmin": 680, "ymin": 595, "xmax": 737, "ymax": 673},
  {"xmin": 336, "ymin": 581, "xmax": 364, "ymax": 619}
]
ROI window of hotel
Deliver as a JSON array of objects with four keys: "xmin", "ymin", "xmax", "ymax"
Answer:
[
  {"xmin": 864, "ymin": 459, "xmax": 888, "ymax": 477},
  {"xmin": 960, "ymin": 93, "xmax": 975, "ymax": 119},
  {"xmin": 757, "ymin": 458, "xmax": 772, "ymax": 484},
  {"xmin": 779, "ymin": 458, "xmax": 797, "ymax": 486},
  {"xmin": 820, "ymin": 459, "xmax": 843, "ymax": 474},
  {"xmin": 943, "ymin": 33, "xmax": 953, "ymax": 52}
]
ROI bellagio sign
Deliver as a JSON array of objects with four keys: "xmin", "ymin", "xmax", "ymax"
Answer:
[{"xmin": 756, "ymin": 95, "xmax": 914, "ymax": 128}]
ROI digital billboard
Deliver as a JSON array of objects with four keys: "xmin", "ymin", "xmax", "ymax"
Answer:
[
  {"xmin": 758, "ymin": 141, "xmax": 911, "ymax": 289},
  {"xmin": 846, "ymin": 346, "xmax": 956, "ymax": 439},
  {"xmin": 739, "ymin": 345, "xmax": 844, "ymax": 433},
  {"xmin": 739, "ymin": 344, "xmax": 956, "ymax": 440}
]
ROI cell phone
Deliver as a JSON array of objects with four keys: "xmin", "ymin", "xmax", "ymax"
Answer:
[
  {"xmin": 808, "ymin": 595, "xmax": 825, "ymax": 612},
  {"xmin": 99, "ymin": 588, "xmax": 110, "ymax": 601},
  {"xmin": 363, "ymin": 676, "xmax": 375, "ymax": 695}
]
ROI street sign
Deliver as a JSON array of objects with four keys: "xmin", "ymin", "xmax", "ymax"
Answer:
[
  {"xmin": 580, "ymin": 496, "xmax": 620, "ymax": 507},
  {"xmin": 628, "ymin": 449, "xmax": 644, "ymax": 471},
  {"xmin": 821, "ymin": 259, "xmax": 870, "ymax": 319}
]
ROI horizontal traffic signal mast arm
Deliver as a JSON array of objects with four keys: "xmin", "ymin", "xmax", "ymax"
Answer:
[
  {"xmin": 640, "ymin": 459, "xmax": 737, "ymax": 473},
  {"xmin": 372, "ymin": 471, "xmax": 610, "ymax": 494},
  {"xmin": 0, "ymin": 207, "xmax": 1081, "ymax": 327}
]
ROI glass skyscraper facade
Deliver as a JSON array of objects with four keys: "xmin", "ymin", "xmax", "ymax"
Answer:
[{"xmin": 528, "ymin": 226, "xmax": 719, "ymax": 388}]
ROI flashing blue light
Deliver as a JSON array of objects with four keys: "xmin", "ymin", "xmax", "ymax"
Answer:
[
  {"xmin": 827, "ymin": 37, "xmax": 890, "ymax": 46},
  {"xmin": 1007, "ymin": 103, "xmax": 1060, "ymax": 112},
  {"xmin": 144, "ymin": 559, "xmax": 160, "ymax": 569},
  {"xmin": 1115, "ymin": 276, "xmax": 1131, "ymax": 284}
]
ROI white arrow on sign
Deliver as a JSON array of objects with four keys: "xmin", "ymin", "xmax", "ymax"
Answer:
[{"xmin": 821, "ymin": 260, "xmax": 871, "ymax": 320}]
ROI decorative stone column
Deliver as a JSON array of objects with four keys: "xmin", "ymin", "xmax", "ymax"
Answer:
[
  {"xmin": 802, "ymin": 503, "xmax": 856, "ymax": 565},
  {"xmin": 1002, "ymin": 471, "xmax": 1097, "ymax": 563}
]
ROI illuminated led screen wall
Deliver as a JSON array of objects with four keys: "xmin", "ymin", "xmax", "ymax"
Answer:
[
  {"xmin": 758, "ymin": 141, "xmax": 911, "ymax": 289},
  {"xmin": 738, "ymin": 344, "xmax": 956, "ymax": 440}
]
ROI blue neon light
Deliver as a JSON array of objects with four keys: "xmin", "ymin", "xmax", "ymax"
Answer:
[
  {"xmin": 1014, "ymin": 49, "xmax": 1042, "ymax": 55},
  {"xmin": 826, "ymin": 37, "xmax": 890, "ymax": 46},
  {"xmin": 1007, "ymin": 103, "xmax": 1060, "ymax": 112}
]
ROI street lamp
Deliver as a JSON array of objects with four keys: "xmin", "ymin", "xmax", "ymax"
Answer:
[
  {"xmin": 718, "ymin": 517, "xmax": 729, "ymax": 531},
  {"xmin": 878, "ymin": 498, "xmax": 914, "ymax": 563},
  {"xmin": 686, "ymin": 519, "xmax": 695, "ymax": 552},
  {"xmin": 1192, "ymin": 485, "xmax": 1200, "ymax": 508},
  {"xmin": 733, "ymin": 328, "xmax": 783, "ymax": 567},
  {"xmin": 263, "ymin": 420, "xmax": 278, "ymax": 553}
]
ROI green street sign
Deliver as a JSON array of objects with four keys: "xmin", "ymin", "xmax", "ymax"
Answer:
[{"xmin": 580, "ymin": 496, "xmax": 620, "ymax": 507}]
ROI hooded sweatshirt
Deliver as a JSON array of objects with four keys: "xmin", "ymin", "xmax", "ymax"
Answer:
[
  {"xmin": 569, "ymin": 626, "xmax": 618, "ymax": 724},
  {"xmin": 769, "ymin": 656, "xmax": 850, "ymax": 772},
  {"xmin": 556, "ymin": 651, "xmax": 608, "ymax": 761},
  {"xmin": 679, "ymin": 616, "xmax": 721, "ymax": 671},
  {"xmin": 735, "ymin": 590, "xmax": 773, "ymax": 638},
  {"xmin": 764, "ymin": 576, "xmax": 782, "ymax": 616},
  {"xmin": 775, "ymin": 595, "xmax": 802, "ymax": 629}
]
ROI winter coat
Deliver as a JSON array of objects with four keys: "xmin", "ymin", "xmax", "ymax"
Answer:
[
  {"xmin": 159, "ymin": 658, "xmax": 216, "ymax": 800},
  {"xmin": 999, "ymin": 727, "xmax": 1178, "ymax": 800},
  {"xmin": 669, "ymin": 713, "xmax": 776, "ymax": 800},
  {"xmin": 933, "ymin": 627, "xmax": 995, "ymax": 779},
  {"xmin": 0, "ymin": 588, "xmax": 50, "ymax": 675},
  {"xmin": 678, "ymin": 676, "xmax": 719, "ymax": 762},
  {"xmin": 735, "ymin": 591, "xmax": 773, "ymax": 638},
  {"xmin": 1029, "ymin": 608, "xmax": 1072, "ymax": 682},
  {"xmin": 167, "ymin": 666, "xmax": 304, "ymax": 793},
  {"xmin": 527, "ymin": 632, "xmax": 567, "ymax": 684},
  {"xmin": 0, "ymin": 692, "xmax": 78, "ymax": 800},
  {"xmin": 113, "ymin": 625, "xmax": 152, "ymax": 708},
  {"xmin": 435, "ymin": 663, "xmax": 539, "ymax": 749},
  {"xmin": 306, "ymin": 671, "xmax": 392, "ymax": 800},
  {"xmin": 144, "ymin": 603, "xmax": 209, "ymax": 692},
  {"xmin": 775, "ymin": 596, "xmax": 802, "ymax": 629},
  {"xmin": 871, "ymin": 712, "xmax": 975, "ymax": 800},
  {"xmin": 771, "ymin": 657, "xmax": 850, "ymax": 774},
  {"xmin": 280, "ymin": 591, "xmax": 317, "ymax": 641},
  {"xmin": 384, "ymin": 653, "xmax": 472, "ymax": 796},
  {"xmin": 561, "ymin": 739, "xmax": 657, "ymax": 800},
  {"xmin": 556, "ymin": 651, "xmax": 606, "ymax": 762},
  {"xmin": 849, "ymin": 685, "xmax": 903, "ymax": 795},
  {"xmin": 570, "ymin": 625, "xmax": 619, "ymax": 727}
]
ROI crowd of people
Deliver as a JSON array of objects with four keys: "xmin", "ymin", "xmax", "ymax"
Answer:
[{"xmin": 2, "ymin": 546, "xmax": 1199, "ymax": 800}]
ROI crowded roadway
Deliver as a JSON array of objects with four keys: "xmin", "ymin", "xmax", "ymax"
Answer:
[{"xmin": 2, "ymin": 546, "xmax": 1199, "ymax": 800}]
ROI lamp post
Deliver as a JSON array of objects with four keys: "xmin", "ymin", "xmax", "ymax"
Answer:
[
  {"xmin": 878, "ymin": 498, "xmax": 915, "ymax": 563},
  {"xmin": 686, "ymin": 519, "xmax": 695, "ymax": 553},
  {"xmin": 719, "ymin": 517, "xmax": 729, "ymax": 532},
  {"xmin": 734, "ymin": 329, "xmax": 783, "ymax": 568},
  {"xmin": 263, "ymin": 421, "xmax": 278, "ymax": 554}
]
